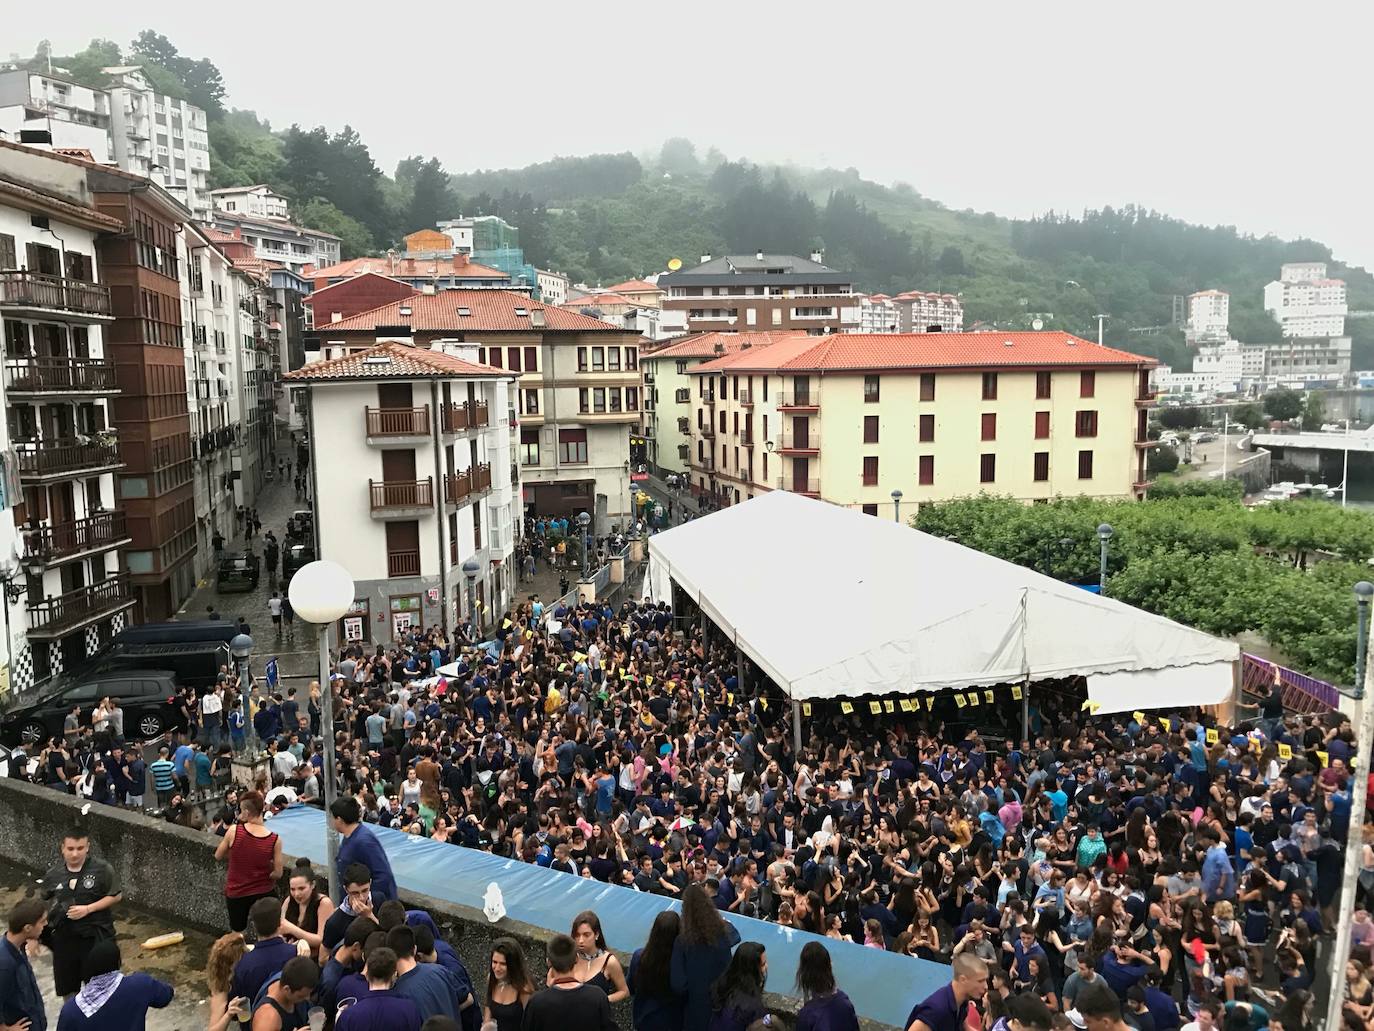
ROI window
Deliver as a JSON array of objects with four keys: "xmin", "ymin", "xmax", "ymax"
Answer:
[
  {"xmin": 1033, "ymin": 452, "xmax": 1049, "ymax": 481},
  {"xmin": 919, "ymin": 414, "xmax": 935, "ymax": 442},
  {"xmin": 593, "ymin": 388, "xmax": 606, "ymax": 413},
  {"xmin": 862, "ymin": 456, "xmax": 879, "ymax": 486},
  {"xmin": 520, "ymin": 428, "xmax": 540, "ymax": 466},
  {"xmin": 981, "ymin": 413, "xmax": 996, "ymax": 441},
  {"xmin": 1078, "ymin": 450, "xmax": 1094, "ymax": 479},
  {"xmin": 507, "ymin": 347, "xmax": 522, "ymax": 372},
  {"xmin": 626, "ymin": 348, "xmax": 638, "ymax": 370},
  {"xmin": 626, "ymin": 387, "xmax": 639, "ymax": 410},
  {"xmin": 522, "ymin": 389, "xmax": 539, "ymax": 415},
  {"xmin": 524, "ymin": 346, "xmax": 537, "ymax": 372},
  {"xmin": 864, "ymin": 375, "xmax": 880, "ymax": 403},
  {"xmin": 592, "ymin": 347, "xmax": 605, "ymax": 371},
  {"xmin": 862, "ymin": 504, "xmax": 879, "ymax": 516},
  {"xmin": 487, "ymin": 348, "xmax": 502, "ymax": 369},
  {"xmin": 979, "ymin": 453, "xmax": 996, "ymax": 483},
  {"xmin": 0, "ymin": 233, "xmax": 14, "ymax": 269},
  {"xmin": 608, "ymin": 348, "xmax": 621, "ymax": 371},
  {"xmin": 1035, "ymin": 371, "xmax": 1051, "ymax": 399},
  {"xmin": 919, "ymin": 455, "xmax": 934, "ymax": 486},
  {"xmin": 577, "ymin": 347, "xmax": 588, "ymax": 372},
  {"xmin": 675, "ymin": 359, "xmax": 688, "ymax": 375},
  {"xmin": 1075, "ymin": 410, "xmax": 1099, "ymax": 437},
  {"xmin": 578, "ymin": 388, "xmax": 589, "ymax": 413},
  {"xmin": 982, "ymin": 372, "xmax": 998, "ymax": 400},
  {"xmin": 864, "ymin": 415, "xmax": 879, "ymax": 443},
  {"xmin": 1035, "ymin": 411, "xmax": 1050, "ymax": 439},
  {"xmin": 558, "ymin": 429, "xmax": 588, "ymax": 464},
  {"xmin": 1080, "ymin": 370, "xmax": 1095, "ymax": 398},
  {"xmin": 920, "ymin": 373, "xmax": 936, "ymax": 401},
  {"xmin": 609, "ymin": 389, "xmax": 622, "ymax": 412}
]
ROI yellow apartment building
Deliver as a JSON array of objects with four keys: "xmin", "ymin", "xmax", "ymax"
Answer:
[{"xmin": 686, "ymin": 332, "xmax": 1157, "ymax": 515}]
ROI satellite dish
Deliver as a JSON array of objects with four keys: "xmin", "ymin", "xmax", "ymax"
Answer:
[
  {"xmin": 667, "ymin": 257, "xmax": 683, "ymax": 271},
  {"xmin": 1032, "ymin": 318, "xmax": 1044, "ymax": 331}
]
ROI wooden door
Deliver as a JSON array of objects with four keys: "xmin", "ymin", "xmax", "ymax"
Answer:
[
  {"xmin": 792, "ymin": 415, "xmax": 809, "ymax": 449},
  {"xmin": 378, "ymin": 383, "xmax": 413, "ymax": 409},
  {"xmin": 380, "ymin": 449, "xmax": 416, "ymax": 482},
  {"xmin": 792, "ymin": 457, "xmax": 810, "ymax": 492},
  {"xmin": 793, "ymin": 375, "xmax": 810, "ymax": 405}
]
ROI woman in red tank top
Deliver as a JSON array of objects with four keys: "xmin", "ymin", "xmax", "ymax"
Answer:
[{"xmin": 214, "ymin": 790, "xmax": 284, "ymax": 931}]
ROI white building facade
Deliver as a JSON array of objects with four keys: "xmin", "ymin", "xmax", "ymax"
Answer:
[
  {"xmin": 0, "ymin": 70, "xmax": 112, "ymax": 162},
  {"xmin": 536, "ymin": 269, "xmax": 569, "ymax": 307},
  {"xmin": 1186, "ymin": 289, "xmax": 1230, "ymax": 343},
  {"xmin": 211, "ymin": 211, "xmax": 341, "ymax": 276},
  {"xmin": 1264, "ymin": 262, "xmax": 1347, "ymax": 339},
  {"xmin": 210, "ymin": 185, "xmax": 290, "ymax": 220},
  {"xmin": 103, "ymin": 67, "xmax": 211, "ymax": 221},
  {"xmin": 895, "ymin": 291, "xmax": 964, "ymax": 333}
]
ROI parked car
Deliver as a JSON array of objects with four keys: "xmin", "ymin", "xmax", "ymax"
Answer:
[
  {"xmin": 217, "ymin": 552, "xmax": 260, "ymax": 593},
  {"xmin": 286, "ymin": 509, "xmax": 314, "ymax": 543},
  {"xmin": 281, "ymin": 541, "xmax": 315, "ymax": 583},
  {"xmin": 90, "ymin": 640, "xmax": 230, "ymax": 693},
  {"xmin": 0, "ymin": 670, "xmax": 184, "ymax": 746}
]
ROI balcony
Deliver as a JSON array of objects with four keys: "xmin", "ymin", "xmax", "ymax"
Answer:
[
  {"xmin": 741, "ymin": 430, "xmax": 757, "ymax": 447},
  {"xmin": 441, "ymin": 400, "xmax": 489, "ymax": 433},
  {"xmin": 22, "ymin": 511, "xmax": 130, "ymax": 566},
  {"xmin": 472, "ymin": 462, "xmax": 492, "ymax": 493},
  {"xmin": 365, "ymin": 405, "xmax": 430, "ymax": 439},
  {"xmin": 0, "ymin": 271, "xmax": 113, "ymax": 321},
  {"xmin": 739, "ymin": 390, "xmax": 754, "ymax": 407},
  {"xmin": 387, "ymin": 550, "xmax": 420, "ymax": 578},
  {"xmin": 777, "ymin": 477, "xmax": 821, "ymax": 497},
  {"xmin": 776, "ymin": 390, "xmax": 820, "ymax": 411},
  {"xmin": 16, "ymin": 437, "xmax": 122, "ymax": 481},
  {"xmin": 699, "ymin": 423, "xmax": 716, "ymax": 439},
  {"xmin": 777, "ymin": 429, "xmax": 821, "ymax": 454},
  {"xmin": 27, "ymin": 573, "xmax": 135, "ymax": 639},
  {"xmin": 445, "ymin": 470, "xmax": 472, "ymax": 505},
  {"xmin": 368, "ymin": 477, "xmax": 434, "ymax": 518},
  {"xmin": 702, "ymin": 389, "xmax": 717, "ymax": 406},
  {"xmin": 1135, "ymin": 391, "xmax": 1159, "ymax": 407},
  {"xmin": 695, "ymin": 454, "xmax": 716, "ymax": 471},
  {"xmin": 5, "ymin": 356, "xmax": 118, "ymax": 396}
]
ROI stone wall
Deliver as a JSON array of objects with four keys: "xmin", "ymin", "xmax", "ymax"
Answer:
[{"xmin": 0, "ymin": 778, "xmax": 899, "ymax": 1031}]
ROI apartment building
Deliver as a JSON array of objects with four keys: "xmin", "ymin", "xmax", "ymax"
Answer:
[
  {"xmin": 1186, "ymin": 289, "xmax": 1230, "ymax": 343},
  {"xmin": 1264, "ymin": 262, "xmax": 1347, "ymax": 339},
  {"xmin": 658, "ymin": 252, "xmax": 859, "ymax": 335},
  {"xmin": 641, "ymin": 332, "xmax": 798, "ymax": 478},
  {"xmin": 308, "ymin": 290, "xmax": 642, "ymax": 526},
  {"xmin": 686, "ymin": 332, "xmax": 1156, "ymax": 514},
  {"xmin": 0, "ymin": 69, "xmax": 112, "ymax": 162},
  {"xmin": 210, "ymin": 210, "xmax": 341, "ymax": 276},
  {"xmin": 209, "ymin": 184, "xmax": 290, "ymax": 219},
  {"xmin": 104, "ymin": 67, "xmax": 211, "ymax": 221},
  {"xmin": 856, "ymin": 294, "xmax": 899, "ymax": 333},
  {"xmin": 0, "ymin": 146, "xmax": 134, "ymax": 694},
  {"xmin": 894, "ymin": 291, "xmax": 964, "ymax": 333},
  {"xmin": 284, "ymin": 342, "xmax": 517, "ymax": 636},
  {"xmin": 536, "ymin": 269, "xmax": 569, "ymax": 307},
  {"xmin": 310, "ymin": 253, "xmax": 509, "ymax": 292}
]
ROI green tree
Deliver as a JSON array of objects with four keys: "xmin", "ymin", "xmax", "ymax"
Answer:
[
  {"xmin": 658, "ymin": 138, "xmax": 700, "ymax": 177},
  {"xmin": 405, "ymin": 157, "xmax": 455, "ymax": 235},
  {"xmin": 1232, "ymin": 403, "xmax": 1265, "ymax": 430},
  {"xmin": 1146, "ymin": 445, "xmax": 1179, "ymax": 475},
  {"xmin": 296, "ymin": 198, "xmax": 373, "ymax": 259},
  {"xmin": 1301, "ymin": 391, "xmax": 1326, "ymax": 430},
  {"xmin": 1158, "ymin": 406, "xmax": 1202, "ymax": 430},
  {"xmin": 1263, "ymin": 388, "xmax": 1303, "ymax": 422}
]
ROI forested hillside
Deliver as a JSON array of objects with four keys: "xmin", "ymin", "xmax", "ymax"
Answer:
[{"xmin": 16, "ymin": 37, "xmax": 1374, "ymax": 366}]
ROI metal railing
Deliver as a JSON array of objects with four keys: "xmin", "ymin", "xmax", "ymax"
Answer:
[
  {"xmin": 1239, "ymin": 653, "xmax": 1340, "ymax": 713},
  {"xmin": 368, "ymin": 477, "xmax": 433, "ymax": 510},
  {"xmin": 387, "ymin": 550, "xmax": 420, "ymax": 577},
  {"xmin": 777, "ymin": 477, "xmax": 820, "ymax": 494},
  {"xmin": 0, "ymin": 270, "xmax": 112, "ymax": 317},
  {"xmin": 23, "ymin": 511, "xmax": 127, "ymax": 563},
  {"xmin": 28, "ymin": 573, "xmax": 132, "ymax": 635},
  {"xmin": 778, "ymin": 429, "xmax": 820, "ymax": 451},
  {"xmin": 776, "ymin": 390, "xmax": 820, "ymax": 409},
  {"xmin": 365, "ymin": 406, "xmax": 430, "ymax": 436},
  {"xmin": 739, "ymin": 390, "xmax": 754, "ymax": 406},
  {"xmin": 5, "ymin": 356, "xmax": 118, "ymax": 393},
  {"xmin": 16, "ymin": 437, "xmax": 121, "ymax": 478}
]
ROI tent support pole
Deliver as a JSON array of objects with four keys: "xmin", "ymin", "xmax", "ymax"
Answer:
[
  {"xmin": 792, "ymin": 699, "xmax": 801, "ymax": 752},
  {"xmin": 736, "ymin": 649, "xmax": 745, "ymax": 695},
  {"xmin": 1021, "ymin": 677, "xmax": 1030, "ymax": 743}
]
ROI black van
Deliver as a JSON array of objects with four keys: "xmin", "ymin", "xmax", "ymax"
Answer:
[
  {"xmin": 90, "ymin": 640, "xmax": 230, "ymax": 693},
  {"xmin": 0, "ymin": 670, "xmax": 183, "ymax": 745},
  {"xmin": 110, "ymin": 620, "xmax": 239, "ymax": 648}
]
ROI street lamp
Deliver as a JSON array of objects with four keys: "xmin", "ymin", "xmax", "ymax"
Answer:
[
  {"xmin": 1042, "ymin": 536, "xmax": 1074, "ymax": 578},
  {"xmin": 577, "ymin": 511, "xmax": 592, "ymax": 575},
  {"xmin": 230, "ymin": 633, "xmax": 254, "ymax": 753},
  {"xmin": 288, "ymin": 559, "xmax": 355, "ymax": 902},
  {"xmin": 1326, "ymin": 580, "xmax": 1374, "ymax": 1031},
  {"xmin": 891, "ymin": 489, "xmax": 903, "ymax": 523},
  {"xmin": 1096, "ymin": 523, "xmax": 1114, "ymax": 594},
  {"xmin": 462, "ymin": 558, "xmax": 479, "ymax": 634}
]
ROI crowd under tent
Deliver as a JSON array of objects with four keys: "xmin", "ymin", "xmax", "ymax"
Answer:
[{"xmin": 645, "ymin": 491, "xmax": 1238, "ymax": 742}]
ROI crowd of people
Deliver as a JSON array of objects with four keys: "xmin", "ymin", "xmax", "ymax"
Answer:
[{"xmin": 3, "ymin": 589, "xmax": 1373, "ymax": 1031}]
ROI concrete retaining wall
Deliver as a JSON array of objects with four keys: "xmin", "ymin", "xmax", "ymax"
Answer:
[{"xmin": 0, "ymin": 779, "xmax": 897, "ymax": 1031}]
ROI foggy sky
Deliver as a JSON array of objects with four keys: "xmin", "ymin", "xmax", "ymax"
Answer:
[{"xmin": 8, "ymin": 1, "xmax": 1372, "ymax": 272}]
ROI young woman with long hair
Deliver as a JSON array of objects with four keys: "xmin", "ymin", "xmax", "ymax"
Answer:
[
  {"xmin": 205, "ymin": 932, "xmax": 248, "ymax": 1031},
  {"xmin": 571, "ymin": 910, "xmax": 629, "ymax": 1003},
  {"xmin": 708, "ymin": 942, "xmax": 767, "ymax": 1031},
  {"xmin": 280, "ymin": 858, "xmax": 334, "ymax": 962},
  {"xmin": 485, "ymin": 937, "xmax": 536, "ymax": 1031},
  {"xmin": 794, "ymin": 941, "xmax": 859, "ymax": 1031},
  {"xmin": 672, "ymin": 884, "xmax": 742, "ymax": 1031},
  {"xmin": 629, "ymin": 909, "xmax": 685, "ymax": 1031}
]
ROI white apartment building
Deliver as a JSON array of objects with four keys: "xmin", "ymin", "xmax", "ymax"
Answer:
[
  {"xmin": 894, "ymin": 290, "xmax": 964, "ymax": 333},
  {"xmin": 536, "ymin": 269, "xmax": 569, "ymax": 307},
  {"xmin": 855, "ymin": 294, "xmax": 900, "ymax": 333},
  {"xmin": 210, "ymin": 185, "xmax": 290, "ymax": 220},
  {"xmin": 0, "ymin": 70, "xmax": 112, "ymax": 162},
  {"xmin": 0, "ymin": 159, "xmax": 134, "ymax": 696},
  {"xmin": 284, "ymin": 341, "xmax": 518, "ymax": 638},
  {"xmin": 1186, "ymin": 289, "xmax": 1229, "ymax": 342},
  {"xmin": 211, "ymin": 210, "xmax": 341, "ymax": 276},
  {"xmin": 1264, "ymin": 262, "xmax": 1347, "ymax": 338},
  {"xmin": 103, "ymin": 67, "xmax": 212, "ymax": 221}
]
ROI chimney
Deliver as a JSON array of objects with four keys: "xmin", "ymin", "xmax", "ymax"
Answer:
[
  {"xmin": 810, "ymin": 249, "xmax": 824, "ymax": 264},
  {"xmin": 420, "ymin": 283, "xmax": 437, "ymax": 295},
  {"xmin": 431, "ymin": 337, "xmax": 481, "ymax": 363},
  {"xmin": 330, "ymin": 312, "xmax": 343, "ymax": 323},
  {"xmin": 699, "ymin": 254, "xmax": 712, "ymax": 265},
  {"xmin": 713, "ymin": 343, "xmax": 725, "ymax": 354}
]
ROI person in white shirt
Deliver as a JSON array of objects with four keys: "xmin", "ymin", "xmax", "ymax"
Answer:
[{"xmin": 201, "ymin": 687, "xmax": 224, "ymax": 749}]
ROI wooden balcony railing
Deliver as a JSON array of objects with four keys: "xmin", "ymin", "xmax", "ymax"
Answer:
[
  {"xmin": 368, "ymin": 477, "xmax": 433, "ymax": 510},
  {"xmin": 16, "ymin": 437, "xmax": 121, "ymax": 478},
  {"xmin": 6, "ymin": 356, "xmax": 118, "ymax": 393},
  {"xmin": 0, "ymin": 270, "xmax": 112, "ymax": 317},
  {"xmin": 23, "ymin": 511, "xmax": 128, "ymax": 563},
  {"xmin": 365, "ymin": 405, "xmax": 430, "ymax": 436},
  {"xmin": 387, "ymin": 550, "xmax": 420, "ymax": 578},
  {"xmin": 441, "ymin": 402, "xmax": 469, "ymax": 433},
  {"xmin": 472, "ymin": 462, "xmax": 492, "ymax": 492},
  {"xmin": 445, "ymin": 470, "xmax": 472, "ymax": 505},
  {"xmin": 27, "ymin": 573, "xmax": 133, "ymax": 636}
]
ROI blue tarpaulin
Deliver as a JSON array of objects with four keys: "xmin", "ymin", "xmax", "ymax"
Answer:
[{"xmin": 266, "ymin": 807, "xmax": 945, "ymax": 1027}]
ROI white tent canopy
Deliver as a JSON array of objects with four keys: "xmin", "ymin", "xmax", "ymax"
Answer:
[{"xmin": 646, "ymin": 491, "xmax": 1237, "ymax": 714}]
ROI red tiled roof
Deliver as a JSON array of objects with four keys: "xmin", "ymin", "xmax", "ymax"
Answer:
[
  {"xmin": 692, "ymin": 332, "xmax": 1155, "ymax": 373},
  {"xmin": 313, "ymin": 254, "xmax": 507, "ymax": 282},
  {"xmin": 604, "ymin": 278, "xmax": 661, "ymax": 294},
  {"xmin": 646, "ymin": 332, "xmax": 808, "ymax": 360},
  {"xmin": 562, "ymin": 292, "xmax": 636, "ymax": 308},
  {"xmin": 0, "ymin": 176, "xmax": 124, "ymax": 232},
  {"xmin": 318, "ymin": 290, "xmax": 628, "ymax": 334},
  {"xmin": 284, "ymin": 340, "xmax": 505, "ymax": 382},
  {"xmin": 202, "ymin": 226, "xmax": 239, "ymax": 244}
]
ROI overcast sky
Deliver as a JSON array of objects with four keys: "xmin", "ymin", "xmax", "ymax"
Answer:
[{"xmin": 8, "ymin": 2, "xmax": 1372, "ymax": 271}]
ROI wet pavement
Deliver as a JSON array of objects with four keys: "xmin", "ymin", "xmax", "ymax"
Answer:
[{"xmin": 0, "ymin": 860, "xmax": 214, "ymax": 1030}]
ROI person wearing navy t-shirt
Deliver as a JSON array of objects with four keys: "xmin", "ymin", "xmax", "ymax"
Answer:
[
  {"xmin": 331, "ymin": 798, "xmax": 398, "ymax": 903},
  {"xmin": 905, "ymin": 955, "xmax": 988, "ymax": 1031},
  {"xmin": 336, "ymin": 947, "xmax": 420, "ymax": 1031}
]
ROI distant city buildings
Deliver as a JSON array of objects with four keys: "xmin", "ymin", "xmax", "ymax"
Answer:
[
  {"xmin": 1264, "ymin": 262, "xmax": 1347, "ymax": 338},
  {"xmin": 210, "ymin": 208, "xmax": 341, "ymax": 277},
  {"xmin": 1185, "ymin": 289, "xmax": 1229, "ymax": 344},
  {"xmin": 209, "ymin": 184, "xmax": 290, "ymax": 219},
  {"xmin": 851, "ymin": 290, "xmax": 963, "ymax": 334},
  {"xmin": 658, "ymin": 252, "xmax": 859, "ymax": 335},
  {"xmin": 0, "ymin": 69, "xmax": 112, "ymax": 163}
]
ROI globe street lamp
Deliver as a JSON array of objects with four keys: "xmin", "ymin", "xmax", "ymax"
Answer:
[
  {"xmin": 1096, "ymin": 523, "xmax": 1114, "ymax": 595},
  {"xmin": 891, "ymin": 489, "xmax": 903, "ymax": 524},
  {"xmin": 288, "ymin": 559, "xmax": 355, "ymax": 900},
  {"xmin": 461, "ymin": 558, "xmax": 480, "ymax": 637},
  {"xmin": 578, "ymin": 510, "xmax": 592, "ymax": 576},
  {"xmin": 230, "ymin": 633, "xmax": 254, "ymax": 753}
]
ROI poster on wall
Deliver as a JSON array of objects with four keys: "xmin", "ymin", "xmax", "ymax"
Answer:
[
  {"xmin": 342, "ymin": 616, "xmax": 364, "ymax": 642},
  {"xmin": 392, "ymin": 611, "xmax": 415, "ymax": 638}
]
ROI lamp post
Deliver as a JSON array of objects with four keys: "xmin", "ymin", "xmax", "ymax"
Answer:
[
  {"xmin": 230, "ymin": 633, "xmax": 254, "ymax": 753},
  {"xmin": 891, "ymin": 489, "xmax": 903, "ymax": 523},
  {"xmin": 1326, "ymin": 580, "xmax": 1374, "ymax": 1031},
  {"xmin": 288, "ymin": 559, "xmax": 355, "ymax": 902},
  {"xmin": 461, "ymin": 558, "xmax": 479, "ymax": 636},
  {"xmin": 578, "ymin": 510, "xmax": 592, "ymax": 576},
  {"xmin": 1042, "ymin": 537, "xmax": 1075, "ymax": 578},
  {"xmin": 1096, "ymin": 523, "xmax": 1114, "ymax": 595}
]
